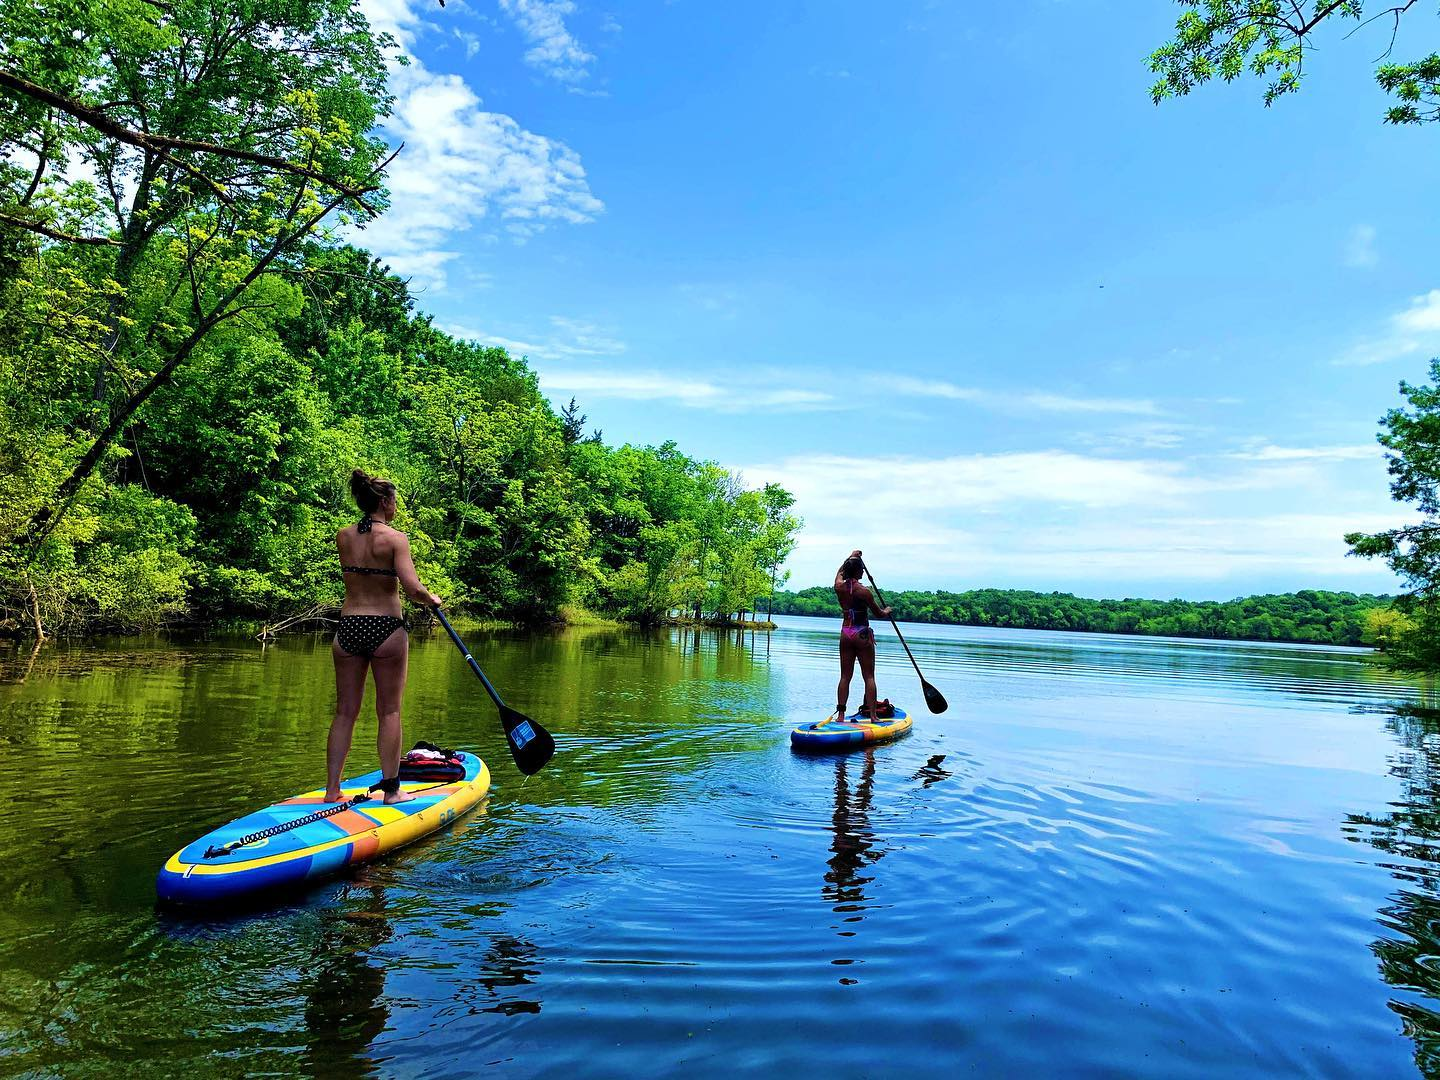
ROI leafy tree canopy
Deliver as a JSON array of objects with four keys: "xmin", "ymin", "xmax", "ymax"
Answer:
[{"xmin": 1149, "ymin": 1, "xmax": 1440, "ymax": 124}]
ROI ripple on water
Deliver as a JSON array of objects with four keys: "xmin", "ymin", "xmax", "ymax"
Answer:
[{"xmin": 0, "ymin": 624, "xmax": 1433, "ymax": 1077}]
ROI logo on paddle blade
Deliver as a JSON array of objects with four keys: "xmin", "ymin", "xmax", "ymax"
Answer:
[{"xmin": 510, "ymin": 720, "xmax": 535, "ymax": 749}]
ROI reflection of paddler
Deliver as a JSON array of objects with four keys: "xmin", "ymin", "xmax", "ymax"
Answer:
[
  {"xmin": 824, "ymin": 750, "xmax": 885, "ymax": 911},
  {"xmin": 304, "ymin": 884, "xmax": 392, "ymax": 1071},
  {"xmin": 477, "ymin": 935, "xmax": 543, "ymax": 1015},
  {"xmin": 911, "ymin": 754, "xmax": 951, "ymax": 789}
]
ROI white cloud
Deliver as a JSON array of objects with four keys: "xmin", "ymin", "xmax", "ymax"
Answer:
[
  {"xmin": 1074, "ymin": 421, "xmax": 1197, "ymax": 451},
  {"xmin": 885, "ymin": 376, "xmax": 984, "ymax": 401},
  {"xmin": 1228, "ymin": 443, "xmax": 1379, "ymax": 462},
  {"xmin": 1396, "ymin": 290, "xmax": 1440, "ymax": 334},
  {"xmin": 1020, "ymin": 392, "xmax": 1161, "ymax": 416},
  {"xmin": 443, "ymin": 315, "xmax": 624, "ymax": 359},
  {"xmin": 878, "ymin": 377, "xmax": 1160, "ymax": 416},
  {"xmin": 359, "ymin": 0, "xmax": 424, "ymax": 45},
  {"xmin": 737, "ymin": 448, "xmax": 1404, "ymax": 594},
  {"xmin": 453, "ymin": 29, "xmax": 482, "ymax": 57},
  {"xmin": 351, "ymin": 0, "xmax": 602, "ymax": 290},
  {"xmin": 1345, "ymin": 224, "xmax": 1378, "ymax": 269},
  {"xmin": 499, "ymin": 0, "xmax": 595, "ymax": 83},
  {"xmin": 750, "ymin": 451, "xmax": 1195, "ymax": 516},
  {"xmin": 1338, "ymin": 288, "xmax": 1440, "ymax": 366},
  {"xmin": 676, "ymin": 283, "xmax": 741, "ymax": 318},
  {"xmin": 539, "ymin": 368, "xmax": 837, "ymax": 412}
]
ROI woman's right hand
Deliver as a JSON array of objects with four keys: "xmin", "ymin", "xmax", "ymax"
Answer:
[{"xmin": 850, "ymin": 548, "xmax": 863, "ymax": 559}]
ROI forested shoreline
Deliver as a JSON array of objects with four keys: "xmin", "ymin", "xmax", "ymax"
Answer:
[
  {"xmin": 1, "ymin": 238, "xmax": 801, "ymax": 636},
  {"xmin": 0, "ymin": 1, "xmax": 800, "ymax": 640},
  {"xmin": 4, "ymin": 0, "xmax": 1438, "ymax": 664},
  {"xmin": 770, "ymin": 586, "xmax": 1394, "ymax": 647}
]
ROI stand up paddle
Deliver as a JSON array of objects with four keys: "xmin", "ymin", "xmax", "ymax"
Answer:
[
  {"xmin": 432, "ymin": 606, "xmax": 556, "ymax": 775},
  {"xmin": 862, "ymin": 563, "xmax": 948, "ymax": 715}
]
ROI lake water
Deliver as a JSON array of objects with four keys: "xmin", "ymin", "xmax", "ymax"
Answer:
[{"xmin": 1, "ymin": 614, "xmax": 1437, "ymax": 1077}]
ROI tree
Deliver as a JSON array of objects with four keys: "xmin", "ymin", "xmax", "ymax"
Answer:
[
  {"xmin": 1346, "ymin": 360, "xmax": 1440, "ymax": 666},
  {"xmin": 1147, "ymin": 5, "xmax": 1440, "ymax": 664},
  {"xmin": 759, "ymin": 483, "xmax": 801, "ymax": 619},
  {"xmin": 560, "ymin": 397, "xmax": 588, "ymax": 445},
  {"xmin": 1149, "ymin": 2, "xmax": 1440, "ymax": 125},
  {"xmin": 0, "ymin": 0, "xmax": 395, "ymax": 549},
  {"xmin": 1364, "ymin": 606, "xmax": 1414, "ymax": 650}
]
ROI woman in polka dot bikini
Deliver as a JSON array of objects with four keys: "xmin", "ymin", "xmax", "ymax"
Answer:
[{"xmin": 325, "ymin": 469, "xmax": 443, "ymax": 805}]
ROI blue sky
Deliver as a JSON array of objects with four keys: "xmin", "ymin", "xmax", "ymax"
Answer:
[{"xmin": 354, "ymin": 0, "xmax": 1440, "ymax": 599}]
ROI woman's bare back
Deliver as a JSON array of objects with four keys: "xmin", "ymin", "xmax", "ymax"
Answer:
[{"xmin": 337, "ymin": 522, "xmax": 403, "ymax": 615}]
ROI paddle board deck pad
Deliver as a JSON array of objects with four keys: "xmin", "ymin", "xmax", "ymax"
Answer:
[
  {"xmin": 157, "ymin": 752, "xmax": 490, "ymax": 905},
  {"xmin": 790, "ymin": 707, "xmax": 912, "ymax": 750}
]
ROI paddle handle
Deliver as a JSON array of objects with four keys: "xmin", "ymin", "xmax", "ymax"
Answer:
[
  {"xmin": 862, "ymin": 566, "xmax": 926, "ymax": 683},
  {"xmin": 432, "ymin": 606, "xmax": 507, "ymax": 711}
]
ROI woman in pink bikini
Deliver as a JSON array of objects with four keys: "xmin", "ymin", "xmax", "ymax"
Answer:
[{"xmin": 834, "ymin": 549, "xmax": 892, "ymax": 721}]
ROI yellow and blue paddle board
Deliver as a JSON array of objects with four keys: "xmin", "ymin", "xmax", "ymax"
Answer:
[
  {"xmin": 790, "ymin": 707, "xmax": 912, "ymax": 751},
  {"xmin": 157, "ymin": 753, "xmax": 489, "ymax": 905}
]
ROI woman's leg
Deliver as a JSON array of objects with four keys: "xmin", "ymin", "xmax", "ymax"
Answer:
[
  {"xmin": 858, "ymin": 636, "xmax": 879, "ymax": 719},
  {"xmin": 370, "ymin": 625, "xmax": 413, "ymax": 804},
  {"xmin": 327, "ymin": 640, "xmax": 370, "ymax": 801},
  {"xmin": 837, "ymin": 634, "xmax": 858, "ymax": 717}
]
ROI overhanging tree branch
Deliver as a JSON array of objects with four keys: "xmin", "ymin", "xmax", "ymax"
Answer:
[
  {"xmin": 24, "ymin": 143, "xmax": 403, "ymax": 549},
  {"xmin": 0, "ymin": 69, "xmax": 388, "ymax": 214},
  {"xmin": 0, "ymin": 209, "xmax": 118, "ymax": 246}
]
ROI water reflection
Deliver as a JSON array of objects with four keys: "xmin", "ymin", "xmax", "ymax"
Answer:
[
  {"xmin": 911, "ymin": 754, "xmax": 951, "ymax": 790},
  {"xmin": 472, "ymin": 935, "xmax": 542, "ymax": 1016},
  {"xmin": 303, "ymin": 888, "xmax": 392, "ymax": 1075},
  {"xmin": 824, "ymin": 751, "xmax": 886, "ymax": 985},
  {"xmin": 4, "ymin": 624, "xmax": 1433, "ymax": 1074},
  {"xmin": 1346, "ymin": 704, "xmax": 1440, "ymax": 1076}
]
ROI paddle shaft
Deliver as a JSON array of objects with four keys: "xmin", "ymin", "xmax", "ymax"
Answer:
[
  {"xmin": 862, "ymin": 567, "xmax": 927, "ymax": 682},
  {"xmin": 433, "ymin": 607, "xmax": 507, "ymax": 711}
]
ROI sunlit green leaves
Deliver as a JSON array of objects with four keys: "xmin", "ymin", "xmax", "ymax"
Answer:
[{"xmin": 1146, "ymin": 1, "xmax": 1436, "ymax": 119}]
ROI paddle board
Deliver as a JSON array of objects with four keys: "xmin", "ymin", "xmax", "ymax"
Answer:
[
  {"xmin": 156, "ymin": 752, "xmax": 489, "ymax": 905},
  {"xmin": 790, "ymin": 707, "xmax": 912, "ymax": 751}
]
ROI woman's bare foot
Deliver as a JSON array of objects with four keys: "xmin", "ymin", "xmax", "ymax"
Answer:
[
  {"xmin": 384, "ymin": 789, "xmax": 416, "ymax": 805},
  {"xmin": 323, "ymin": 789, "xmax": 347, "ymax": 803}
]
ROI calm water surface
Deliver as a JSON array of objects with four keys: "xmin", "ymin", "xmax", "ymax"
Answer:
[{"xmin": 1, "ymin": 615, "xmax": 1438, "ymax": 1076}]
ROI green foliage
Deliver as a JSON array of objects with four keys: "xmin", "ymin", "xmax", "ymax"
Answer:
[
  {"xmin": 1363, "ymin": 606, "xmax": 1415, "ymax": 650},
  {"xmin": 0, "ymin": 0, "xmax": 398, "ymax": 566},
  {"xmin": 1377, "ymin": 53, "xmax": 1440, "ymax": 124},
  {"xmin": 1147, "ymin": 2, "xmax": 1440, "ymax": 123},
  {"xmin": 1345, "ymin": 358, "xmax": 1440, "ymax": 668},
  {"xmin": 0, "ymin": 0, "xmax": 802, "ymax": 637},
  {"xmin": 771, "ymin": 585, "xmax": 1390, "ymax": 645},
  {"xmin": 0, "ymin": 219, "xmax": 802, "ymax": 633}
]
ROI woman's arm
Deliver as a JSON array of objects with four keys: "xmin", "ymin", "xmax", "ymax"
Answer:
[
  {"xmin": 866, "ymin": 588, "xmax": 892, "ymax": 620},
  {"xmin": 392, "ymin": 533, "xmax": 442, "ymax": 607}
]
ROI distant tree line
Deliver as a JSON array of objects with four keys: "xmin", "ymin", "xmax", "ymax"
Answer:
[
  {"xmin": 770, "ymin": 586, "xmax": 1394, "ymax": 646},
  {"xmin": 1146, "ymin": 5, "xmax": 1440, "ymax": 674}
]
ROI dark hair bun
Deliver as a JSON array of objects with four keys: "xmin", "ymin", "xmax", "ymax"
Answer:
[{"xmin": 350, "ymin": 469, "xmax": 395, "ymax": 514}]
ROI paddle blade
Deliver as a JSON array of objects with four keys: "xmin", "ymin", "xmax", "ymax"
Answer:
[
  {"xmin": 501, "ymin": 704, "xmax": 556, "ymax": 775},
  {"xmin": 922, "ymin": 680, "xmax": 948, "ymax": 715}
]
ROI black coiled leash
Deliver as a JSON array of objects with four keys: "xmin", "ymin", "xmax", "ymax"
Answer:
[{"xmin": 203, "ymin": 793, "xmax": 372, "ymax": 859}]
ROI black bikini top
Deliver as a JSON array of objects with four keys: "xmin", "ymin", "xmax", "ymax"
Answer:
[{"xmin": 342, "ymin": 515, "xmax": 398, "ymax": 576}]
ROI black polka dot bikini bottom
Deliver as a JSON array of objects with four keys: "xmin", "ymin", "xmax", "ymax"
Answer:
[{"xmin": 336, "ymin": 614, "xmax": 408, "ymax": 657}]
